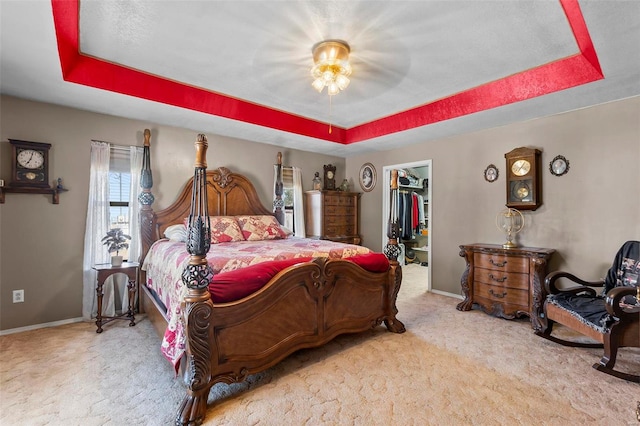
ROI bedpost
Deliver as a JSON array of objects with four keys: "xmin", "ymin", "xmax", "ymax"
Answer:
[
  {"xmin": 138, "ymin": 129, "xmax": 156, "ymax": 265},
  {"xmin": 383, "ymin": 169, "xmax": 405, "ymax": 333},
  {"xmin": 273, "ymin": 151, "xmax": 285, "ymax": 225},
  {"xmin": 384, "ymin": 169, "xmax": 401, "ymax": 262},
  {"xmin": 177, "ymin": 134, "xmax": 215, "ymax": 426}
]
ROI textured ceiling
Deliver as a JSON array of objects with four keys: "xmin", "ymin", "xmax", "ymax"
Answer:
[{"xmin": 1, "ymin": 0, "xmax": 639, "ymax": 156}]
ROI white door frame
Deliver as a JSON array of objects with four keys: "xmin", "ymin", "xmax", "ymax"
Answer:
[{"xmin": 382, "ymin": 160, "xmax": 432, "ymax": 291}]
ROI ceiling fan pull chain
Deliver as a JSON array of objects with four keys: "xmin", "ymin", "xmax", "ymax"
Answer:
[{"xmin": 329, "ymin": 95, "xmax": 333, "ymax": 134}]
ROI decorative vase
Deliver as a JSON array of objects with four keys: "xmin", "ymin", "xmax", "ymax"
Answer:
[
  {"xmin": 312, "ymin": 172, "xmax": 322, "ymax": 191},
  {"xmin": 339, "ymin": 179, "xmax": 349, "ymax": 191},
  {"xmin": 111, "ymin": 255, "xmax": 123, "ymax": 267}
]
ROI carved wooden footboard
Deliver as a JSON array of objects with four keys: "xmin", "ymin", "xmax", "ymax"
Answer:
[
  {"xmin": 178, "ymin": 256, "xmax": 403, "ymax": 424},
  {"xmin": 138, "ymin": 131, "xmax": 404, "ymax": 425}
]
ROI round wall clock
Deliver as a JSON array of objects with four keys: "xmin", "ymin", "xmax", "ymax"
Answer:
[
  {"xmin": 484, "ymin": 164, "xmax": 499, "ymax": 182},
  {"xmin": 549, "ymin": 155, "xmax": 569, "ymax": 176}
]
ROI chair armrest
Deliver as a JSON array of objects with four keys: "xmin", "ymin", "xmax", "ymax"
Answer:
[
  {"xmin": 544, "ymin": 271, "xmax": 604, "ymax": 296},
  {"xmin": 605, "ymin": 286, "xmax": 640, "ymax": 319}
]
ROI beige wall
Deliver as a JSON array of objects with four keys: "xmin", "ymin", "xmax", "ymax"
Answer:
[
  {"xmin": 347, "ymin": 95, "xmax": 640, "ymax": 296},
  {"xmin": 0, "ymin": 95, "xmax": 344, "ymax": 330},
  {"xmin": 2, "ymin": 94, "xmax": 639, "ymax": 330}
]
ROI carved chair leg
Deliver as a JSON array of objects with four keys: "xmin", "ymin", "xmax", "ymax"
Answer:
[
  {"xmin": 598, "ymin": 332, "xmax": 619, "ymax": 369},
  {"xmin": 592, "ymin": 333, "xmax": 639, "ymax": 383},
  {"xmin": 536, "ymin": 315, "xmax": 554, "ymax": 337}
]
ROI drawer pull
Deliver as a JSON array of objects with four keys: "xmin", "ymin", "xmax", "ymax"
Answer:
[
  {"xmin": 489, "ymin": 289, "xmax": 507, "ymax": 298},
  {"xmin": 489, "ymin": 259, "xmax": 507, "ymax": 267},
  {"xmin": 488, "ymin": 274, "xmax": 507, "ymax": 283}
]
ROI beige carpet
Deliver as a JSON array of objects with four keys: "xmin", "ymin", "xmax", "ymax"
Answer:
[{"xmin": 1, "ymin": 264, "xmax": 638, "ymax": 425}]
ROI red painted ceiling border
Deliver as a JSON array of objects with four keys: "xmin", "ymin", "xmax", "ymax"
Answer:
[{"xmin": 51, "ymin": 0, "xmax": 601, "ymax": 145}]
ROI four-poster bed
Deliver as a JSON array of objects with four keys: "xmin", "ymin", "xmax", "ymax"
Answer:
[{"xmin": 137, "ymin": 130, "xmax": 405, "ymax": 425}]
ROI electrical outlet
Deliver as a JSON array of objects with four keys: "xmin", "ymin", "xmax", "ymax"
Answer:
[{"xmin": 12, "ymin": 290, "xmax": 24, "ymax": 303}]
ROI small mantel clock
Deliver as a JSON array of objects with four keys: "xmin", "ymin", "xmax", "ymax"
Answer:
[
  {"xmin": 323, "ymin": 164, "xmax": 336, "ymax": 190},
  {"xmin": 504, "ymin": 147, "xmax": 542, "ymax": 211}
]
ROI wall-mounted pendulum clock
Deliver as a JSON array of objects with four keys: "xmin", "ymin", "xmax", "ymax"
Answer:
[
  {"xmin": 9, "ymin": 139, "xmax": 51, "ymax": 188},
  {"xmin": 504, "ymin": 147, "xmax": 542, "ymax": 211},
  {"xmin": 1, "ymin": 139, "xmax": 66, "ymax": 204}
]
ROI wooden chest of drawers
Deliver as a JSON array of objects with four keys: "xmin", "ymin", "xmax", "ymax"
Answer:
[
  {"xmin": 456, "ymin": 243, "xmax": 555, "ymax": 331},
  {"xmin": 304, "ymin": 190, "xmax": 361, "ymax": 245}
]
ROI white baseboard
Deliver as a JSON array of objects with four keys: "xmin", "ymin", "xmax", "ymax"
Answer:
[
  {"xmin": 0, "ymin": 317, "xmax": 84, "ymax": 336},
  {"xmin": 430, "ymin": 289, "xmax": 464, "ymax": 300}
]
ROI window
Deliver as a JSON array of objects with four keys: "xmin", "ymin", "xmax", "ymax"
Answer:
[
  {"xmin": 109, "ymin": 148, "xmax": 132, "ymax": 260},
  {"xmin": 282, "ymin": 167, "xmax": 295, "ymax": 232}
]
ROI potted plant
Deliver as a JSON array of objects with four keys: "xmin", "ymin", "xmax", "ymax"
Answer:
[{"xmin": 102, "ymin": 228, "xmax": 131, "ymax": 267}]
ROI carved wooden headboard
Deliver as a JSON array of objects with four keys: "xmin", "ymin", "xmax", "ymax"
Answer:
[
  {"xmin": 138, "ymin": 131, "xmax": 279, "ymax": 265},
  {"xmin": 155, "ymin": 167, "xmax": 274, "ymax": 237}
]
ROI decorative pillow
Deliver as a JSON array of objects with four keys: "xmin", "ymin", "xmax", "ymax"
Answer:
[
  {"xmin": 163, "ymin": 224, "xmax": 188, "ymax": 242},
  {"xmin": 209, "ymin": 216, "xmax": 245, "ymax": 243},
  {"xmin": 184, "ymin": 216, "xmax": 245, "ymax": 244},
  {"xmin": 236, "ymin": 215, "xmax": 289, "ymax": 241}
]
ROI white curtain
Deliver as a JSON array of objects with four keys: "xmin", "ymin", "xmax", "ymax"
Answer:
[
  {"xmin": 82, "ymin": 143, "xmax": 144, "ymax": 321},
  {"xmin": 127, "ymin": 146, "xmax": 144, "ymax": 263},
  {"xmin": 292, "ymin": 166, "xmax": 305, "ymax": 238},
  {"xmin": 120, "ymin": 146, "xmax": 144, "ymax": 312},
  {"xmin": 82, "ymin": 141, "xmax": 111, "ymax": 321}
]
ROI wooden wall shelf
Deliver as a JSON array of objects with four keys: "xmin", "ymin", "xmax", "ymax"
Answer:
[{"xmin": 0, "ymin": 186, "xmax": 68, "ymax": 204}]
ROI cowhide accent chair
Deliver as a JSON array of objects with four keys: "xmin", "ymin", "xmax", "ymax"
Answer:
[{"xmin": 537, "ymin": 240, "xmax": 639, "ymax": 382}]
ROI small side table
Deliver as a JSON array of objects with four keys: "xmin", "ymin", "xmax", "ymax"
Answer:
[{"xmin": 92, "ymin": 262, "xmax": 139, "ymax": 333}]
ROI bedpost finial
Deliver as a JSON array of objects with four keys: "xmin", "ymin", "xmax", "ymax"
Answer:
[
  {"xmin": 277, "ymin": 152, "xmax": 282, "ymax": 166},
  {"xmin": 391, "ymin": 169, "xmax": 398, "ymax": 190},
  {"xmin": 144, "ymin": 129, "xmax": 151, "ymax": 146},
  {"xmin": 194, "ymin": 134, "xmax": 208, "ymax": 169}
]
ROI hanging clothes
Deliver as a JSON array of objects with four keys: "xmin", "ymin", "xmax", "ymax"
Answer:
[
  {"xmin": 399, "ymin": 191, "xmax": 413, "ymax": 240},
  {"xmin": 412, "ymin": 192, "xmax": 419, "ymax": 233}
]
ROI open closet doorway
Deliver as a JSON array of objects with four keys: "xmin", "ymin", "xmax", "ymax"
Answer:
[{"xmin": 382, "ymin": 160, "xmax": 432, "ymax": 291}]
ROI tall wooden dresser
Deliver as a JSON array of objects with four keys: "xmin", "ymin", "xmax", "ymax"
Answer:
[
  {"xmin": 304, "ymin": 190, "xmax": 361, "ymax": 245},
  {"xmin": 456, "ymin": 243, "xmax": 555, "ymax": 331}
]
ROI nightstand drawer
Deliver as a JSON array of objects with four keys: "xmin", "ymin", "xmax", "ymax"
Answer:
[
  {"xmin": 474, "ymin": 253, "xmax": 529, "ymax": 273},
  {"xmin": 474, "ymin": 268, "xmax": 529, "ymax": 290},
  {"xmin": 473, "ymin": 283, "xmax": 529, "ymax": 308}
]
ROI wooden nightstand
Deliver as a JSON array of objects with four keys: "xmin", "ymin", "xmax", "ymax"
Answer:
[
  {"xmin": 92, "ymin": 262, "xmax": 139, "ymax": 333},
  {"xmin": 457, "ymin": 244, "xmax": 555, "ymax": 331}
]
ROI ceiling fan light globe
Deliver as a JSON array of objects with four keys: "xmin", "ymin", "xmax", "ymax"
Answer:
[
  {"xmin": 328, "ymin": 82, "xmax": 339, "ymax": 96},
  {"xmin": 336, "ymin": 74, "xmax": 350, "ymax": 90},
  {"xmin": 312, "ymin": 78, "xmax": 325, "ymax": 93}
]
